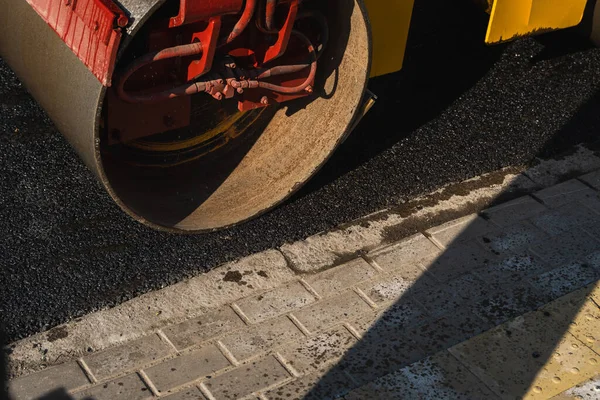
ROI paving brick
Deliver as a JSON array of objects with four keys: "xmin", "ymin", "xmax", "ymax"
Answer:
[
  {"xmin": 291, "ymin": 290, "xmax": 372, "ymax": 333},
  {"xmin": 368, "ymin": 234, "xmax": 441, "ymax": 273},
  {"xmin": 589, "ymin": 281, "xmax": 600, "ymax": 305},
  {"xmin": 3, "ymin": 253, "xmax": 293, "ymax": 377},
  {"xmin": 340, "ymin": 328, "xmax": 425, "ymax": 385},
  {"xmin": 235, "ymin": 281, "xmax": 316, "ymax": 323},
  {"xmin": 528, "ymin": 263, "xmax": 600, "ymax": 300},
  {"xmin": 530, "ymin": 203, "xmax": 600, "ymax": 236},
  {"xmin": 563, "ymin": 299, "xmax": 600, "ymax": 354},
  {"xmin": 579, "ymin": 170, "xmax": 600, "ymax": 190},
  {"xmin": 278, "ymin": 327, "xmax": 357, "ymax": 375},
  {"xmin": 534, "ymin": 179, "xmax": 594, "ymax": 208},
  {"xmin": 191, "ymin": 250, "xmax": 297, "ymax": 308},
  {"xmin": 357, "ymin": 271, "xmax": 435, "ymax": 305},
  {"xmin": 531, "ymin": 230, "xmax": 600, "ymax": 268},
  {"xmin": 413, "ymin": 273, "xmax": 491, "ymax": 317},
  {"xmin": 73, "ymin": 373, "xmax": 151, "ymax": 400},
  {"xmin": 472, "ymin": 282, "xmax": 551, "ymax": 325},
  {"xmin": 263, "ymin": 369, "xmax": 355, "ymax": 400},
  {"xmin": 407, "ymin": 308, "xmax": 493, "ymax": 355},
  {"xmin": 162, "ymin": 386, "xmax": 207, "ymax": 399},
  {"xmin": 478, "ymin": 221, "xmax": 549, "ymax": 256},
  {"xmin": 84, "ymin": 333, "xmax": 174, "ymax": 380},
  {"xmin": 582, "ymin": 223, "xmax": 600, "ymax": 243},
  {"xmin": 162, "ymin": 307, "xmax": 245, "ymax": 351},
  {"xmin": 539, "ymin": 285, "xmax": 591, "ymax": 317},
  {"xmin": 350, "ymin": 298, "xmax": 429, "ymax": 336},
  {"xmin": 551, "ymin": 374, "xmax": 600, "ymax": 399},
  {"xmin": 426, "ymin": 214, "xmax": 497, "ymax": 248},
  {"xmin": 422, "ymin": 241, "xmax": 495, "ymax": 282},
  {"xmin": 9, "ymin": 362, "xmax": 90, "ymax": 400},
  {"xmin": 203, "ymin": 356, "xmax": 291, "ymax": 399},
  {"xmin": 577, "ymin": 191, "xmax": 600, "ymax": 215},
  {"xmin": 304, "ymin": 258, "xmax": 378, "ymax": 298},
  {"xmin": 143, "ymin": 345, "xmax": 230, "ymax": 393},
  {"xmin": 451, "ymin": 310, "xmax": 600, "ymax": 400},
  {"xmin": 482, "ymin": 196, "xmax": 548, "ymax": 227},
  {"xmin": 219, "ymin": 316, "xmax": 305, "ymax": 362},
  {"xmin": 339, "ymin": 308, "xmax": 429, "ymax": 384},
  {"xmin": 584, "ymin": 250, "xmax": 600, "ymax": 272},
  {"xmin": 346, "ymin": 351, "xmax": 499, "ymax": 400},
  {"xmin": 473, "ymin": 253, "xmax": 553, "ymax": 287},
  {"xmin": 347, "ymin": 311, "xmax": 379, "ymax": 337},
  {"xmin": 449, "ymin": 324, "xmax": 537, "ymax": 400}
]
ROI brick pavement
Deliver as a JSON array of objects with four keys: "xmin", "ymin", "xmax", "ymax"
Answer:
[{"xmin": 6, "ymin": 168, "xmax": 600, "ymax": 400}]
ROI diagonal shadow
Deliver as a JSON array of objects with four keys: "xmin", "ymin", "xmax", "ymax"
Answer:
[
  {"xmin": 295, "ymin": 82, "xmax": 600, "ymax": 400},
  {"xmin": 2, "ymin": 3, "xmax": 600, "ymax": 400}
]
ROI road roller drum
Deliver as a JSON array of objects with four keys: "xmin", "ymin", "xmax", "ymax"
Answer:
[
  {"xmin": 1, "ymin": 0, "xmax": 598, "ymax": 232},
  {"xmin": 0, "ymin": 0, "xmax": 372, "ymax": 231}
]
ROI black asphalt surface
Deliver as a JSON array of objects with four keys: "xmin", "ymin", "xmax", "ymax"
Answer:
[{"xmin": 2, "ymin": 1, "xmax": 600, "ymax": 342}]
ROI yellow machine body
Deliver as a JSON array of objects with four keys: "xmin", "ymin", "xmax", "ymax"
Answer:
[
  {"xmin": 364, "ymin": 0, "xmax": 415, "ymax": 77},
  {"xmin": 486, "ymin": 0, "xmax": 588, "ymax": 43},
  {"xmin": 365, "ymin": 0, "xmax": 590, "ymax": 78}
]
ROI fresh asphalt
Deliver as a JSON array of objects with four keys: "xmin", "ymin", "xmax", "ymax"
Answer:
[{"xmin": 1, "ymin": 1, "xmax": 600, "ymax": 342}]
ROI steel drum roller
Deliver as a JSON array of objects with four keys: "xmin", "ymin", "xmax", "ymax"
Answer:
[{"xmin": 0, "ymin": 0, "xmax": 371, "ymax": 232}]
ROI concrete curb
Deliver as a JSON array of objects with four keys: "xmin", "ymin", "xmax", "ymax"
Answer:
[{"xmin": 7, "ymin": 144, "xmax": 600, "ymax": 381}]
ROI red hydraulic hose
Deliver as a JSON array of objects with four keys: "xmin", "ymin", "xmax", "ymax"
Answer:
[
  {"xmin": 256, "ymin": 0, "xmax": 278, "ymax": 34},
  {"xmin": 254, "ymin": 63, "xmax": 310, "ymax": 79},
  {"xmin": 117, "ymin": 42, "xmax": 204, "ymax": 103},
  {"xmin": 265, "ymin": 0, "xmax": 276, "ymax": 31},
  {"xmin": 219, "ymin": 0, "xmax": 257, "ymax": 47},
  {"xmin": 256, "ymin": 30, "xmax": 317, "ymax": 94}
]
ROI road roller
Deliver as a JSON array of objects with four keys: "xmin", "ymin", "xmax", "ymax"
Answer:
[{"xmin": 0, "ymin": 0, "xmax": 596, "ymax": 232}]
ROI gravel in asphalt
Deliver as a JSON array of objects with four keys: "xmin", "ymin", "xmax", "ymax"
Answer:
[{"xmin": 1, "ymin": 0, "xmax": 600, "ymax": 342}]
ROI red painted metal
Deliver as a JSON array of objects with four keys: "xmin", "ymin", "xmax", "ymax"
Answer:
[
  {"xmin": 237, "ymin": 75, "xmax": 312, "ymax": 111},
  {"xmin": 188, "ymin": 17, "xmax": 222, "ymax": 80},
  {"xmin": 256, "ymin": 30, "xmax": 316, "ymax": 94},
  {"xmin": 169, "ymin": 0, "xmax": 243, "ymax": 28},
  {"xmin": 26, "ymin": 0, "xmax": 127, "ymax": 86},
  {"xmin": 117, "ymin": 42, "xmax": 204, "ymax": 103},
  {"xmin": 263, "ymin": 0, "xmax": 299, "ymax": 63},
  {"xmin": 265, "ymin": 0, "xmax": 276, "ymax": 31},
  {"xmin": 108, "ymin": 0, "xmax": 326, "ymax": 140},
  {"xmin": 218, "ymin": 0, "xmax": 257, "ymax": 47}
]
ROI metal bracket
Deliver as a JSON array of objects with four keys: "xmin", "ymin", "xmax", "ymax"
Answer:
[
  {"xmin": 263, "ymin": 0, "xmax": 299, "ymax": 63},
  {"xmin": 169, "ymin": 0, "xmax": 243, "ymax": 28},
  {"xmin": 188, "ymin": 17, "xmax": 223, "ymax": 80},
  {"xmin": 25, "ymin": 0, "xmax": 128, "ymax": 86}
]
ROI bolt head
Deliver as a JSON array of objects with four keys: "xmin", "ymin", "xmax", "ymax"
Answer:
[{"xmin": 117, "ymin": 15, "xmax": 129, "ymax": 28}]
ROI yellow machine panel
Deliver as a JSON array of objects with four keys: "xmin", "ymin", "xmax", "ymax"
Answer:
[
  {"xmin": 364, "ymin": 0, "xmax": 415, "ymax": 77},
  {"xmin": 486, "ymin": 0, "xmax": 588, "ymax": 44}
]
